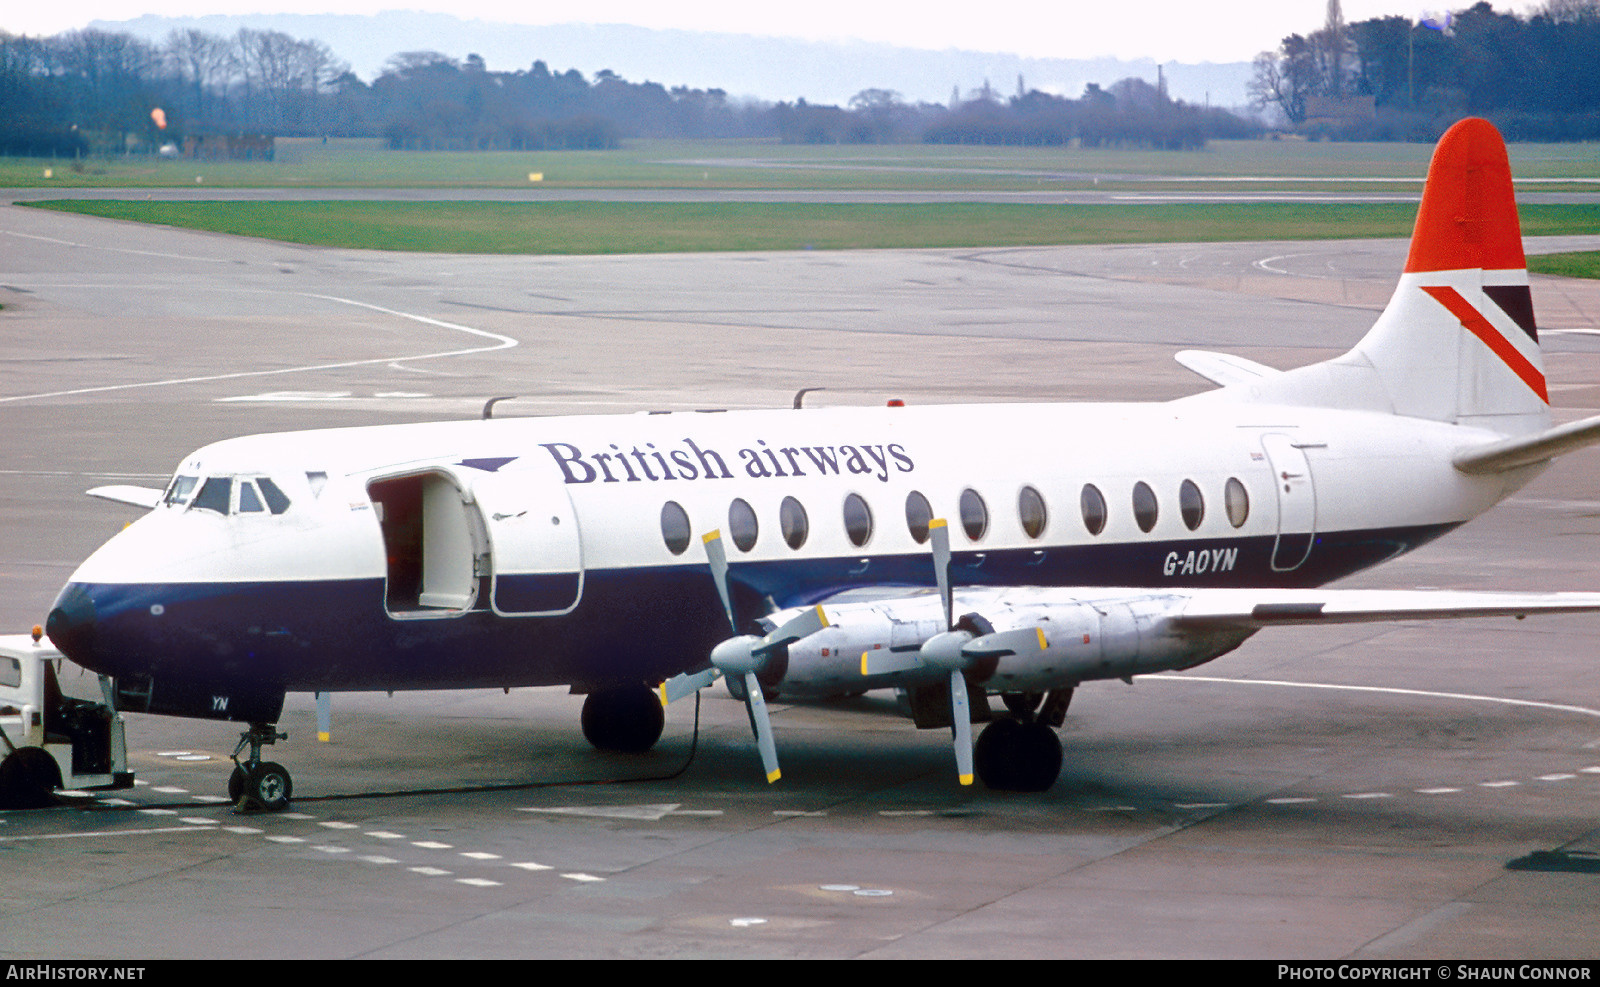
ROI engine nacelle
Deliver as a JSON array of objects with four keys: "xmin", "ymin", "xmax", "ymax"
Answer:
[
  {"xmin": 760, "ymin": 588, "xmax": 1255, "ymax": 697},
  {"xmin": 978, "ymin": 595, "xmax": 1250, "ymax": 692}
]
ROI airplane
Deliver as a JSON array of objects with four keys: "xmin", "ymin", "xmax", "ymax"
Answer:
[{"xmin": 36, "ymin": 117, "xmax": 1600, "ymax": 810}]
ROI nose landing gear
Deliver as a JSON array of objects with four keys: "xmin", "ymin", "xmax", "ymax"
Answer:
[{"xmin": 229, "ymin": 722, "xmax": 292, "ymax": 812}]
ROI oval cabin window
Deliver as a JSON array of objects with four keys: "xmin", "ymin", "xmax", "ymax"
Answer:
[
  {"xmin": 660, "ymin": 501, "xmax": 691, "ymax": 555},
  {"xmin": 905, "ymin": 491, "xmax": 933, "ymax": 544},
  {"xmin": 1018, "ymin": 485, "xmax": 1047, "ymax": 539},
  {"xmin": 729, "ymin": 498, "xmax": 759, "ymax": 552},
  {"xmin": 1080, "ymin": 484, "xmax": 1107, "ymax": 536},
  {"xmin": 843, "ymin": 493, "xmax": 874, "ymax": 547},
  {"xmin": 1225, "ymin": 477, "xmax": 1250, "ymax": 528},
  {"xmin": 959, "ymin": 488, "xmax": 988, "ymax": 541},
  {"xmin": 780, "ymin": 496, "xmax": 809, "ymax": 550},
  {"xmin": 1132, "ymin": 481, "xmax": 1158, "ymax": 533},
  {"xmin": 1179, "ymin": 479, "xmax": 1205, "ymax": 531}
]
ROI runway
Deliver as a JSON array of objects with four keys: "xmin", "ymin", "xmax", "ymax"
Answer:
[{"xmin": 2, "ymin": 203, "xmax": 1600, "ymax": 958}]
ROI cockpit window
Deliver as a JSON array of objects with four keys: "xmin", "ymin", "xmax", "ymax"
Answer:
[
  {"xmin": 238, "ymin": 482, "xmax": 265, "ymax": 513},
  {"xmin": 256, "ymin": 477, "xmax": 291, "ymax": 514},
  {"xmin": 164, "ymin": 475, "xmax": 199, "ymax": 506},
  {"xmin": 191, "ymin": 477, "xmax": 232, "ymax": 514}
]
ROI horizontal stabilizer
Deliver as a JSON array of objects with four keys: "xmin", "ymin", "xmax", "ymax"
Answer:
[
  {"xmin": 1174, "ymin": 350, "xmax": 1282, "ymax": 388},
  {"xmin": 86, "ymin": 485, "xmax": 164, "ymax": 509},
  {"xmin": 1453, "ymin": 413, "xmax": 1600, "ymax": 474},
  {"xmin": 1175, "ymin": 588, "xmax": 1600, "ymax": 629}
]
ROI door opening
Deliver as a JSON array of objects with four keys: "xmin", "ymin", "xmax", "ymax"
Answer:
[{"xmin": 368, "ymin": 471, "xmax": 482, "ymax": 616}]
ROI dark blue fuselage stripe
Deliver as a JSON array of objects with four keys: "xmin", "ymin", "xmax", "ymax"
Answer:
[{"xmin": 59, "ymin": 522, "xmax": 1457, "ymax": 692}]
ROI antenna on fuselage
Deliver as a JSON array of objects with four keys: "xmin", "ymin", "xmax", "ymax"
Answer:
[
  {"xmin": 792, "ymin": 388, "xmax": 825, "ymax": 409},
  {"xmin": 482, "ymin": 396, "xmax": 517, "ymax": 419}
]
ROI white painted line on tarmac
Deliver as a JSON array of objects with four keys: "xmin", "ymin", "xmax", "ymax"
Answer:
[
  {"xmin": 1148, "ymin": 674, "xmax": 1600, "ymax": 720},
  {"xmin": 0, "ymin": 293, "xmax": 517, "ymax": 405},
  {"xmin": 0, "ymin": 825, "xmax": 221, "ymax": 842}
]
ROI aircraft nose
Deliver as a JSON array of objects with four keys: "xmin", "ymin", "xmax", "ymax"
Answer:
[{"xmin": 46, "ymin": 583, "xmax": 98, "ymax": 667}]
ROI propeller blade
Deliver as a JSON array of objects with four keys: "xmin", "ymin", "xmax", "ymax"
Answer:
[
  {"xmin": 963, "ymin": 626, "xmax": 1049, "ymax": 659},
  {"xmin": 757, "ymin": 604, "xmax": 829, "ymax": 654},
  {"xmin": 743, "ymin": 672, "xmax": 781, "ymax": 783},
  {"xmin": 949, "ymin": 670, "xmax": 974, "ymax": 786},
  {"xmin": 860, "ymin": 648, "xmax": 922, "ymax": 676},
  {"xmin": 930, "ymin": 519, "xmax": 953, "ymax": 630},
  {"xmin": 703, "ymin": 529, "xmax": 736, "ymax": 632},
  {"xmin": 659, "ymin": 666, "xmax": 721, "ymax": 705}
]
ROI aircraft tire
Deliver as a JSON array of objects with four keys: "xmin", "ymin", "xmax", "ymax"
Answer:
[
  {"xmin": 974, "ymin": 718, "xmax": 1023, "ymax": 791},
  {"xmin": 581, "ymin": 686, "xmax": 665, "ymax": 754},
  {"xmin": 250, "ymin": 762, "xmax": 293, "ymax": 812},
  {"xmin": 229, "ymin": 762, "xmax": 292, "ymax": 811},
  {"xmin": 974, "ymin": 718, "xmax": 1062, "ymax": 793},
  {"xmin": 1014, "ymin": 721, "xmax": 1063, "ymax": 792},
  {"xmin": 0, "ymin": 747, "xmax": 60, "ymax": 809}
]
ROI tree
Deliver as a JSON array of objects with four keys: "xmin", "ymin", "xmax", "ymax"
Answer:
[{"xmin": 1250, "ymin": 35, "xmax": 1320, "ymax": 124}]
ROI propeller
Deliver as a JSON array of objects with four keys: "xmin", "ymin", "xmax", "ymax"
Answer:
[
  {"xmin": 925, "ymin": 520, "xmax": 1052, "ymax": 785},
  {"xmin": 695, "ymin": 529, "xmax": 830, "ymax": 784},
  {"xmin": 920, "ymin": 519, "xmax": 979, "ymax": 785}
]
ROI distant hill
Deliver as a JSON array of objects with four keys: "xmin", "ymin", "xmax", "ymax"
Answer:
[{"xmin": 94, "ymin": 12, "xmax": 1253, "ymax": 109}]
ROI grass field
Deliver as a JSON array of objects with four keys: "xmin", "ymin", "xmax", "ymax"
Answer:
[
  {"xmin": 24, "ymin": 199, "xmax": 1600, "ymax": 258},
  {"xmin": 10, "ymin": 136, "xmax": 1598, "ymax": 273},
  {"xmin": 1528, "ymin": 251, "xmax": 1600, "ymax": 279},
  {"xmin": 6, "ymin": 136, "xmax": 1600, "ymax": 191}
]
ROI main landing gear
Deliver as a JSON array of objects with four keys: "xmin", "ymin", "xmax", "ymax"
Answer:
[
  {"xmin": 972, "ymin": 687, "xmax": 1073, "ymax": 792},
  {"xmin": 229, "ymin": 722, "xmax": 292, "ymax": 812},
  {"xmin": 580, "ymin": 685, "xmax": 664, "ymax": 754}
]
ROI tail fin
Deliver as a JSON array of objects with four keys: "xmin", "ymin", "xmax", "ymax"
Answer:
[{"xmin": 1348, "ymin": 117, "xmax": 1548, "ymax": 434}]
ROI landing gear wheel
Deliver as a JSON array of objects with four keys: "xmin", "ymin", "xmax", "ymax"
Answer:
[
  {"xmin": 250, "ymin": 762, "xmax": 293, "ymax": 812},
  {"xmin": 229, "ymin": 761, "xmax": 293, "ymax": 812},
  {"xmin": 581, "ymin": 685, "xmax": 665, "ymax": 753},
  {"xmin": 974, "ymin": 717, "xmax": 1063, "ymax": 792},
  {"xmin": 230, "ymin": 721, "xmax": 291, "ymax": 812},
  {"xmin": 973, "ymin": 717, "xmax": 1023, "ymax": 791},
  {"xmin": 0, "ymin": 747, "xmax": 61, "ymax": 809}
]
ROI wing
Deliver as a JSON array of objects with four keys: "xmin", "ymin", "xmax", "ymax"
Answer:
[
  {"xmin": 1173, "ymin": 587, "xmax": 1600, "ymax": 627},
  {"xmin": 86, "ymin": 485, "xmax": 164, "ymax": 509},
  {"xmin": 1174, "ymin": 349, "xmax": 1282, "ymax": 388}
]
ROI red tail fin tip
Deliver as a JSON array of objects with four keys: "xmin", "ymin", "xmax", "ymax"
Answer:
[{"xmin": 1404, "ymin": 117, "xmax": 1526, "ymax": 275}]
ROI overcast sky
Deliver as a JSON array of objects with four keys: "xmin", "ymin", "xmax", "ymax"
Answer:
[{"xmin": 2, "ymin": 2, "xmax": 1547, "ymax": 63}]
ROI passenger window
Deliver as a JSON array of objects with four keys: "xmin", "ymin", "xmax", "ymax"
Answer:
[
  {"xmin": 1132, "ymin": 481, "xmax": 1158, "ymax": 533},
  {"xmin": 1225, "ymin": 477, "xmax": 1250, "ymax": 528},
  {"xmin": 239, "ymin": 482, "xmax": 264, "ymax": 513},
  {"xmin": 1081, "ymin": 484, "xmax": 1107, "ymax": 536},
  {"xmin": 729, "ymin": 498, "xmax": 758, "ymax": 552},
  {"xmin": 660, "ymin": 501, "xmax": 691, "ymax": 555},
  {"xmin": 1179, "ymin": 480, "xmax": 1204, "ymax": 531},
  {"xmin": 779, "ymin": 496, "xmax": 809, "ymax": 550},
  {"xmin": 905, "ymin": 491, "xmax": 933, "ymax": 544},
  {"xmin": 256, "ymin": 477, "xmax": 291, "ymax": 514},
  {"xmin": 959, "ymin": 488, "xmax": 988, "ymax": 541},
  {"xmin": 843, "ymin": 493, "xmax": 873, "ymax": 547},
  {"xmin": 1018, "ymin": 485, "xmax": 1047, "ymax": 539},
  {"xmin": 191, "ymin": 477, "xmax": 231, "ymax": 514}
]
